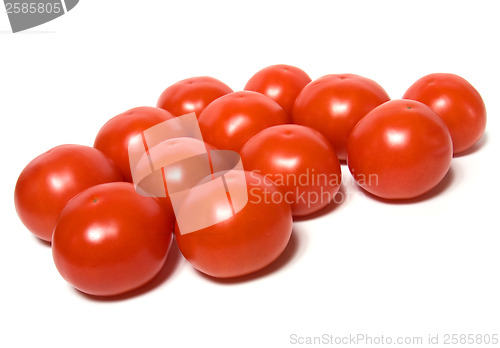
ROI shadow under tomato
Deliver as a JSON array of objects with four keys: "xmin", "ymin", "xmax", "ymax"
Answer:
[
  {"xmin": 75, "ymin": 236, "xmax": 185, "ymax": 302},
  {"xmin": 363, "ymin": 164, "xmax": 457, "ymax": 205},
  {"xmin": 197, "ymin": 227, "xmax": 304, "ymax": 285},
  {"xmin": 292, "ymin": 184, "xmax": 346, "ymax": 222},
  {"xmin": 34, "ymin": 236, "xmax": 52, "ymax": 247},
  {"xmin": 453, "ymin": 131, "xmax": 488, "ymax": 157}
]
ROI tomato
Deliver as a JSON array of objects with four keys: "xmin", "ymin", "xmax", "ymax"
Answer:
[
  {"xmin": 52, "ymin": 182, "xmax": 174, "ymax": 296},
  {"xmin": 292, "ymin": 74, "xmax": 390, "ymax": 161},
  {"xmin": 244, "ymin": 64, "xmax": 311, "ymax": 116},
  {"xmin": 131, "ymin": 136, "xmax": 218, "ymax": 205},
  {"xmin": 240, "ymin": 124, "xmax": 341, "ymax": 216},
  {"xmin": 157, "ymin": 76, "xmax": 233, "ymax": 118},
  {"xmin": 402, "ymin": 73, "xmax": 487, "ymax": 154},
  {"xmin": 175, "ymin": 171, "xmax": 293, "ymax": 278},
  {"xmin": 198, "ymin": 91, "xmax": 289, "ymax": 152},
  {"xmin": 94, "ymin": 106, "xmax": 174, "ymax": 182},
  {"xmin": 347, "ymin": 99, "xmax": 453, "ymax": 199},
  {"xmin": 14, "ymin": 145, "xmax": 122, "ymax": 242}
]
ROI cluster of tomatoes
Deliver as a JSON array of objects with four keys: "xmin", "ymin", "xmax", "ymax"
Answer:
[{"xmin": 14, "ymin": 64, "xmax": 486, "ymax": 297}]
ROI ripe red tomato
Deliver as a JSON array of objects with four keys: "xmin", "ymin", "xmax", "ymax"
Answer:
[
  {"xmin": 52, "ymin": 182, "xmax": 174, "ymax": 296},
  {"xmin": 244, "ymin": 64, "xmax": 311, "ymax": 116},
  {"xmin": 175, "ymin": 171, "xmax": 293, "ymax": 278},
  {"xmin": 132, "ymin": 137, "xmax": 217, "ymax": 205},
  {"xmin": 403, "ymin": 73, "xmax": 487, "ymax": 154},
  {"xmin": 198, "ymin": 91, "xmax": 289, "ymax": 152},
  {"xmin": 292, "ymin": 74, "xmax": 390, "ymax": 161},
  {"xmin": 157, "ymin": 76, "xmax": 233, "ymax": 118},
  {"xmin": 347, "ymin": 99, "xmax": 453, "ymax": 199},
  {"xmin": 240, "ymin": 124, "xmax": 341, "ymax": 216},
  {"xmin": 94, "ymin": 106, "xmax": 174, "ymax": 182},
  {"xmin": 14, "ymin": 145, "xmax": 122, "ymax": 242}
]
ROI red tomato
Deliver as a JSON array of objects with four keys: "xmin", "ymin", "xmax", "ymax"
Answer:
[
  {"xmin": 403, "ymin": 73, "xmax": 487, "ymax": 154},
  {"xmin": 347, "ymin": 99, "xmax": 453, "ymax": 199},
  {"xmin": 157, "ymin": 76, "xmax": 233, "ymax": 118},
  {"xmin": 244, "ymin": 64, "xmax": 311, "ymax": 116},
  {"xmin": 240, "ymin": 124, "xmax": 341, "ymax": 216},
  {"xmin": 132, "ymin": 137, "xmax": 217, "ymax": 204},
  {"xmin": 14, "ymin": 145, "xmax": 122, "ymax": 242},
  {"xmin": 175, "ymin": 171, "xmax": 293, "ymax": 278},
  {"xmin": 198, "ymin": 91, "xmax": 289, "ymax": 152},
  {"xmin": 94, "ymin": 106, "xmax": 174, "ymax": 182},
  {"xmin": 292, "ymin": 74, "xmax": 390, "ymax": 161},
  {"xmin": 52, "ymin": 182, "xmax": 174, "ymax": 296}
]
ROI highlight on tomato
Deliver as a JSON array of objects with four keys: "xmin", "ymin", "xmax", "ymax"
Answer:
[
  {"xmin": 94, "ymin": 106, "xmax": 174, "ymax": 182},
  {"xmin": 52, "ymin": 182, "xmax": 174, "ymax": 296},
  {"xmin": 347, "ymin": 99, "xmax": 453, "ymax": 200},
  {"xmin": 198, "ymin": 91, "xmax": 289, "ymax": 152},
  {"xmin": 292, "ymin": 74, "xmax": 390, "ymax": 161},
  {"xmin": 14, "ymin": 144, "xmax": 122, "ymax": 242},
  {"xmin": 175, "ymin": 171, "xmax": 293, "ymax": 278},
  {"xmin": 240, "ymin": 124, "xmax": 341, "ymax": 216},
  {"xmin": 157, "ymin": 76, "xmax": 233, "ymax": 118},
  {"xmin": 244, "ymin": 64, "xmax": 311, "ymax": 116},
  {"xmin": 403, "ymin": 73, "xmax": 486, "ymax": 154}
]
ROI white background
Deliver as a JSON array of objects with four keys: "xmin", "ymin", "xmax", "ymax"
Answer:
[{"xmin": 1, "ymin": 1, "xmax": 499, "ymax": 347}]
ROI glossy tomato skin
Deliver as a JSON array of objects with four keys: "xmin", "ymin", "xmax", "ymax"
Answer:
[
  {"xmin": 52, "ymin": 182, "xmax": 174, "ymax": 296},
  {"xmin": 347, "ymin": 99, "xmax": 453, "ymax": 199},
  {"xmin": 198, "ymin": 91, "xmax": 289, "ymax": 152},
  {"xmin": 132, "ymin": 137, "xmax": 217, "ymax": 215},
  {"xmin": 94, "ymin": 106, "xmax": 174, "ymax": 182},
  {"xmin": 14, "ymin": 145, "xmax": 122, "ymax": 242},
  {"xmin": 240, "ymin": 124, "xmax": 341, "ymax": 216},
  {"xmin": 157, "ymin": 76, "xmax": 233, "ymax": 118},
  {"xmin": 244, "ymin": 64, "xmax": 311, "ymax": 116},
  {"xmin": 402, "ymin": 73, "xmax": 486, "ymax": 154},
  {"xmin": 292, "ymin": 74, "xmax": 390, "ymax": 161},
  {"xmin": 175, "ymin": 171, "xmax": 293, "ymax": 278}
]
